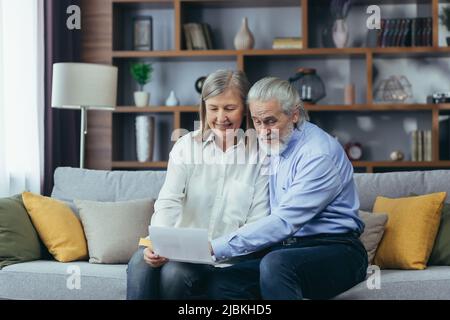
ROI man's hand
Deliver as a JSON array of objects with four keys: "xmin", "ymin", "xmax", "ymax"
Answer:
[{"xmin": 143, "ymin": 247, "xmax": 168, "ymax": 267}]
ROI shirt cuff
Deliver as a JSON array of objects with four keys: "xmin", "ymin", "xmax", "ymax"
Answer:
[{"xmin": 211, "ymin": 237, "xmax": 232, "ymax": 261}]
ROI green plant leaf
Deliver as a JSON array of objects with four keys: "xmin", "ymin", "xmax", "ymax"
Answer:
[{"xmin": 130, "ymin": 62, "xmax": 153, "ymax": 87}]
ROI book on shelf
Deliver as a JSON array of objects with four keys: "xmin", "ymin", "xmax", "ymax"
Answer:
[
  {"xmin": 424, "ymin": 130, "xmax": 432, "ymax": 162},
  {"xmin": 377, "ymin": 17, "xmax": 432, "ymax": 48},
  {"xmin": 440, "ymin": 116, "xmax": 450, "ymax": 160},
  {"xmin": 411, "ymin": 130, "xmax": 432, "ymax": 162},
  {"xmin": 272, "ymin": 37, "xmax": 303, "ymax": 49},
  {"xmin": 183, "ymin": 23, "xmax": 214, "ymax": 50},
  {"xmin": 183, "ymin": 24, "xmax": 193, "ymax": 50}
]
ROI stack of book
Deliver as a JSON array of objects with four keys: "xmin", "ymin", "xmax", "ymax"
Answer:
[
  {"xmin": 272, "ymin": 37, "xmax": 303, "ymax": 49},
  {"xmin": 377, "ymin": 17, "xmax": 432, "ymax": 47},
  {"xmin": 411, "ymin": 130, "xmax": 432, "ymax": 161},
  {"xmin": 183, "ymin": 23, "xmax": 214, "ymax": 50}
]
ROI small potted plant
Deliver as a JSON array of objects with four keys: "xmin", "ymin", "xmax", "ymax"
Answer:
[
  {"xmin": 439, "ymin": 6, "xmax": 450, "ymax": 46},
  {"xmin": 130, "ymin": 62, "xmax": 153, "ymax": 107},
  {"xmin": 330, "ymin": 0, "xmax": 352, "ymax": 48}
]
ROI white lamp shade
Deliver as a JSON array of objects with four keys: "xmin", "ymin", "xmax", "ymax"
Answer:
[{"xmin": 51, "ymin": 62, "xmax": 118, "ymax": 110}]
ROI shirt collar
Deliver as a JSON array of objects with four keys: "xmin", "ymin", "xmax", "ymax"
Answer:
[
  {"xmin": 280, "ymin": 121, "xmax": 306, "ymax": 159},
  {"xmin": 202, "ymin": 129, "xmax": 246, "ymax": 149}
]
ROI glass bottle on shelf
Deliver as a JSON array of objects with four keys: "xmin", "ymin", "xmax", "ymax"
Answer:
[{"xmin": 289, "ymin": 68, "xmax": 326, "ymax": 104}]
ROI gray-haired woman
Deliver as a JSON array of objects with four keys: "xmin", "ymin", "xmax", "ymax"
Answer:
[{"xmin": 126, "ymin": 69, "xmax": 269, "ymax": 300}]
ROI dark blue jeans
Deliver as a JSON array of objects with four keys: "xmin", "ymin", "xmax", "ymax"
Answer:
[
  {"xmin": 208, "ymin": 233, "xmax": 369, "ymax": 300},
  {"xmin": 126, "ymin": 246, "xmax": 214, "ymax": 300}
]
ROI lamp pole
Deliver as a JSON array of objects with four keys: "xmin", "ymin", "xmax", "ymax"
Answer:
[{"xmin": 80, "ymin": 106, "xmax": 87, "ymax": 168}]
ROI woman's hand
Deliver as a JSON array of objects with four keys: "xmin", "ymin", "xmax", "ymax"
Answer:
[{"xmin": 143, "ymin": 247, "xmax": 168, "ymax": 267}]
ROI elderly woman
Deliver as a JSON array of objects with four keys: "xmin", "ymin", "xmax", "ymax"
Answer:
[{"xmin": 126, "ymin": 69, "xmax": 269, "ymax": 300}]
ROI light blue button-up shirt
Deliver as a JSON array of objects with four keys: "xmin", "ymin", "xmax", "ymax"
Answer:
[{"xmin": 211, "ymin": 121, "xmax": 365, "ymax": 260}]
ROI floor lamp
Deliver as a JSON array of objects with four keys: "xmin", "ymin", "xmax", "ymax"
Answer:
[{"xmin": 51, "ymin": 63, "xmax": 118, "ymax": 168}]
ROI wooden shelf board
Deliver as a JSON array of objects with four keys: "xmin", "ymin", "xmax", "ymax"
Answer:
[
  {"xmin": 112, "ymin": 161, "xmax": 168, "ymax": 168},
  {"xmin": 112, "ymin": 50, "xmax": 238, "ymax": 58},
  {"xmin": 113, "ymin": 0, "xmax": 173, "ymax": 2},
  {"xmin": 112, "ymin": 0, "xmax": 174, "ymax": 9},
  {"xmin": 245, "ymin": 48, "xmax": 366, "ymax": 56},
  {"xmin": 114, "ymin": 106, "xmax": 199, "ymax": 113},
  {"xmin": 305, "ymin": 104, "xmax": 450, "ymax": 112},
  {"xmin": 352, "ymin": 161, "xmax": 450, "ymax": 167},
  {"xmin": 179, "ymin": 0, "xmax": 300, "ymax": 8},
  {"xmin": 112, "ymin": 0, "xmax": 427, "ymax": 8},
  {"xmin": 112, "ymin": 47, "xmax": 450, "ymax": 59}
]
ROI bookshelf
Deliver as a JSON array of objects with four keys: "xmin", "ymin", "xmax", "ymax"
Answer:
[{"xmin": 81, "ymin": 0, "xmax": 450, "ymax": 173}]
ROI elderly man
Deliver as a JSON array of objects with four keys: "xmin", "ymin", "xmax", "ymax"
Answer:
[{"xmin": 209, "ymin": 77, "xmax": 368, "ymax": 300}]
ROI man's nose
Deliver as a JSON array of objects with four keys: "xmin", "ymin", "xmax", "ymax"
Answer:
[{"xmin": 260, "ymin": 127, "xmax": 271, "ymax": 136}]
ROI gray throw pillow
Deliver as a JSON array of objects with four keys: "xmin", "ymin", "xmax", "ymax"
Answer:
[
  {"xmin": 358, "ymin": 210, "xmax": 388, "ymax": 264},
  {"xmin": 74, "ymin": 198, "xmax": 154, "ymax": 264},
  {"xmin": 0, "ymin": 195, "xmax": 42, "ymax": 268}
]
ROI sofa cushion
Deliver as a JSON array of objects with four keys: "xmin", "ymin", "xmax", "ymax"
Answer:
[
  {"xmin": 335, "ymin": 266, "xmax": 450, "ymax": 300},
  {"xmin": 429, "ymin": 202, "xmax": 450, "ymax": 266},
  {"xmin": 373, "ymin": 192, "xmax": 446, "ymax": 270},
  {"xmin": 0, "ymin": 195, "xmax": 42, "ymax": 269},
  {"xmin": 409, "ymin": 194, "xmax": 450, "ymax": 266},
  {"xmin": 51, "ymin": 167, "xmax": 166, "ymax": 204},
  {"xmin": 22, "ymin": 192, "xmax": 88, "ymax": 262},
  {"xmin": 0, "ymin": 260, "xmax": 126, "ymax": 300},
  {"xmin": 75, "ymin": 198, "xmax": 154, "ymax": 264},
  {"xmin": 354, "ymin": 170, "xmax": 450, "ymax": 211},
  {"xmin": 358, "ymin": 210, "xmax": 388, "ymax": 264}
]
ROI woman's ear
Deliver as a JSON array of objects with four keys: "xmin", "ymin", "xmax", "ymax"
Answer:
[{"xmin": 292, "ymin": 108, "xmax": 300, "ymax": 124}]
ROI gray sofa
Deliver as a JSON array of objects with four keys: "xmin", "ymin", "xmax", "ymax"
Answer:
[{"xmin": 1, "ymin": 167, "xmax": 450, "ymax": 300}]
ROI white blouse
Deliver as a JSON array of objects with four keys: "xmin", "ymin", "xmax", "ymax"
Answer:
[{"xmin": 151, "ymin": 130, "xmax": 270, "ymax": 240}]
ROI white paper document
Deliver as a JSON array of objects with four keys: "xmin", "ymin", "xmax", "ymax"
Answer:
[{"xmin": 149, "ymin": 226, "xmax": 230, "ymax": 267}]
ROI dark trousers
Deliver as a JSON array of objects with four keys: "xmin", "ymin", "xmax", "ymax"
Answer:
[
  {"xmin": 126, "ymin": 247, "xmax": 214, "ymax": 300},
  {"xmin": 208, "ymin": 233, "xmax": 369, "ymax": 300}
]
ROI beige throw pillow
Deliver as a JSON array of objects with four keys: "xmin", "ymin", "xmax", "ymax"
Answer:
[
  {"xmin": 358, "ymin": 210, "xmax": 388, "ymax": 264},
  {"xmin": 74, "ymin": 198, "xmax": 154, "ymax": 264}
]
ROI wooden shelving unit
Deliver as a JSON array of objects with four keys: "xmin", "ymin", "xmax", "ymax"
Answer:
[
  {"xmin": 111, "ymin": 161, "xmax": 169, "ymax": 169},
  {"xmin": 81, "ymin": 0, "xmax": 450, "ymax": 172}
]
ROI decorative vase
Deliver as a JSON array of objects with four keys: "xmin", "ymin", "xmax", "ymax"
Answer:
[
  {"xmin": 195, "ymin": 76, "xmax": 206, "ymax": 94},
  {"xmin": 134, "ymin": 91, "xmax": 150, "ymax": 107},
  {"xmin": 165, "ymin": 90, "xmax": 179, "ymax": 106},
  {"xmin": 234, "ymin": 17, "xmax": 254, "ymax": 50},
  {"xmin": 135, "ymin": 115, "xmax": 155, "ymax": 162},
  {"xmin": 288, "ymin": 68, "xmax": 326, "ymax": 104},
  {"xmin": 332, "ymin": 19, "xmax": 349, "ymax": 48}
]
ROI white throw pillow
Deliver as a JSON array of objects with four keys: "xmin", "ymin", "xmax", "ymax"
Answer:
[{"xmin": 75, "ymin": 198, "xmax": 154, "ymax": 264}]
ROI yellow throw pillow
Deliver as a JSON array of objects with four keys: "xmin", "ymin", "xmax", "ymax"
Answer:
[
  {"xmin": 373, "ymin": 192, "xmax": 446, "ymax": 270},
  {"xmin": 22, "ymin": 192, "xmax": 88, "ymax": 262}
]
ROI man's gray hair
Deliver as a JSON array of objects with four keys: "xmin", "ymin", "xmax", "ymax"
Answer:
[{"xmin": 247, "ymin": 77, "xmax": 309, "ymax": 124}]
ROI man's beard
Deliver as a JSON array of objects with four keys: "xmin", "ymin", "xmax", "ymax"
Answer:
[{"xmin": 258, "ymin": 125, "xmax": 295, "ymax": 156}]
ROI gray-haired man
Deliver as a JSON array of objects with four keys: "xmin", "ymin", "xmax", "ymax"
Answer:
[{"xmin": 209, "ymin": 77, "xmax": 368, "ymax": 300}]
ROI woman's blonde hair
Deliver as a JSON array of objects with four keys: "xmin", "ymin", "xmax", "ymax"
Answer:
[{"xmin": 199, "ymin": 69, "xmax": 251, "ymax": 135}]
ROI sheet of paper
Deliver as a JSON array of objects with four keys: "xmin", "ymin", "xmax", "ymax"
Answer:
[{"xmin": 149, "ymin": 226, "xmax": 215, "ymax": 265}]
